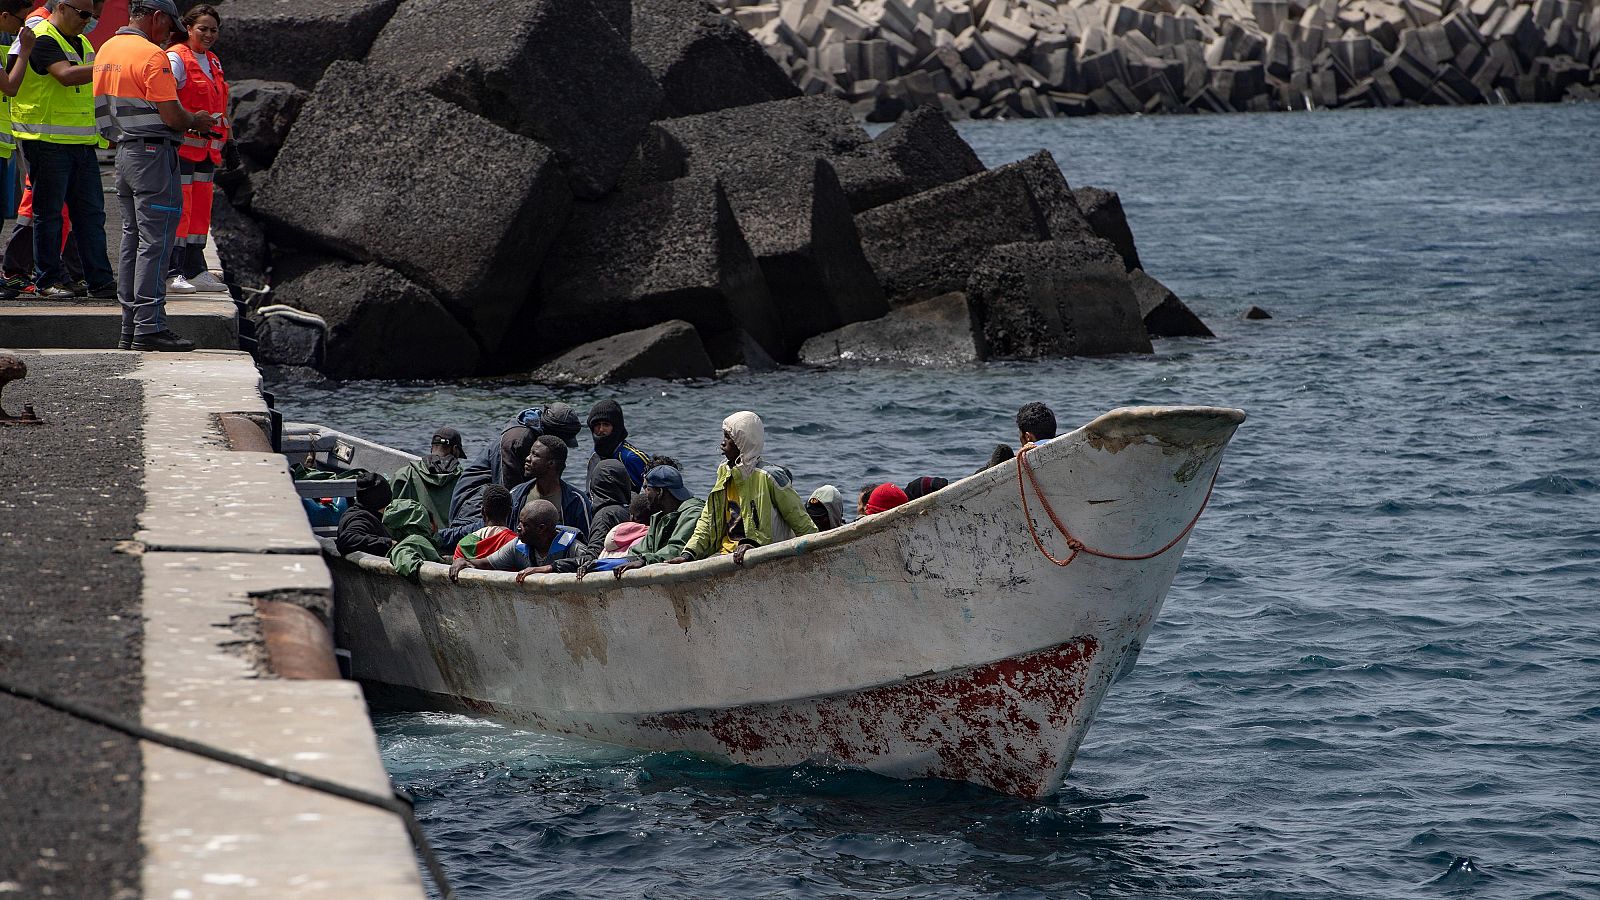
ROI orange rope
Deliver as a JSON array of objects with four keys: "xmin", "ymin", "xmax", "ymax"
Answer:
[{"xmin": 1016, "ymin": 445, "xmax": 1219, "ymax": 568}]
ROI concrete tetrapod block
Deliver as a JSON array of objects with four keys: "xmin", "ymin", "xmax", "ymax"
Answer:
[
  {"xmin": 1128, "ymin": 268, "xmax": 1215, "ymax": 338},
  {"xmin": 854, "ymin": 164, "xmax": 1051, "ymax": 306},
  {"xmin": 634, "ymin": 0, "xmax": 802, "ymax": 118},
  {"xmin": 535, "ymin": 177, "xmax": 783, "ymax": 370},
  {"xmin": 966, "ymin": 240, "xmax": 1153, "ymax": 359},
  {"xmin": 1071, "ymin": 186, "xmax": 1144, "ymax": 272},
  {"xmin": 225, "ymin": 80, "xmax": 308, "ymax": 167},
  {"xmin": 1006, "ymin": 150, "xmax": 1101, "ymax": 243},
  {"xmin": 270, "ymin": 255, "xmax": 482, "ymax": 379},
  {"xmin": 220, "ymin": 0, "xmax": 397, "ymax": 89},
  {"xmin": 831, "ymin": 105, "xmax": 987, "ymax": 212},
  {"xmin": 529, "ymin": 320, "xmax": 717, "ymax": 384},
  {"xmin": 657, "ymin": 94, "xmax": 876, "ymax": 176},
  {"xmin": 798, "ymin": 292, "xmax": 985, "ymax": 366},
  {"xmin": 254, "ymin": 62, "xmax": 571, "ymax": 350},
  {"xmin": 364, "ymin": 0, "xmax": 658, "ymax": 199},
  {"xmin": 720, "ymin": 158, "xmax": 889, "ymax": 355}
]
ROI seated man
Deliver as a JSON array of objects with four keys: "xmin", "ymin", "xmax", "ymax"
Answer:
[
  {"xmin": 451, "ymin": 485, "xmax": 516, "ymax": 561},
  {"xmin": 903, "ymin": 476, "xmax": 949, "ymax": 500},
  {"xmin": 606, "ymin": 465, "xmax": 706, "ymax": 578},
  {"xmin": 806, "ymin": 485, "xmax": 844, "ymax": 531},
  {"xmin": 448, "ymin": 499, "xmax": 580, "ymax": 583},
  {"xmin": 510, "ymin": 434, "xmax": 592, "ymax": 539},
  {"xmin": 586, "ymin": 399, "xmax": 651, "ymax": 492},
  {"xmin": 862, "ymin": 482, "xmax": 909, "ymax": 516},
  {"xmin": 574, "ymin": 459, "xmax": 633, "ymax": 567},
  {"xmin": 1016, "ymin": 401, "xmax": 1058, "ymax": 450},
  {"xmin": 440, "ymin": 403, "xmax": 583, "ymax": 549},
  {"xmin": 668, "ymin": 411, "xmax": 816, "ymax": 567},
  {"xmin": 391, "ymin": 426, "xmax": 468, "ymax": 533},
  {"xmin": 335, "ymin": 473, "xmax": 396, "ymax": 557}
]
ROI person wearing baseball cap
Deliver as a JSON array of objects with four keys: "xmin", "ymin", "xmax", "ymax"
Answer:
[
  {"xmin": 606, "ymin": 465, "xmax": 705, "ymax": 578},
  {"xmin": 93, "ymin": 0, "xmax": 217, "ymax": 351}
]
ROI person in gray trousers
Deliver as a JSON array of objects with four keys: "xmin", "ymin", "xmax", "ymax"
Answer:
[{"xmin": 92, "ymin": 0, "xmax": 216, "ymax": 351}]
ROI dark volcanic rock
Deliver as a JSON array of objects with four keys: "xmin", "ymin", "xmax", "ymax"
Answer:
[
  {"xmin": 535, "ymin": 177, "xmax": 782, "ymax": 370},
  {"xmin": 530, "ymin": 320, "xmax": 716, "ymax": 384},
  {"xmin": 270, "ymin": 255, "xmax": 481, "ymax": 379},
  {"xmin": 221, "ymin": 0, "xmax": 397, "ymax": 88},
  {"xmin": 633, "ymin": 0, "xmax": 801, "ymax": 119},
  {"xmin": 967, "ymin": 241, "xmax": 1153, "ymax": 358},
  {"xmin": 253, "ymin": 308, "xmax": 325, "ymax": 369},
  {"xmin": 226, "ymin": 80, "xmax": 307, "ymax": 167},
  {"xmin": 720, "ymin": 158, "xmax": 886, "ymax": 354},
  {"xmin": 1242, "ymin": 305, "xmax": 1273, "ymax": 320},
  {"xmin": 1129, "ymin": 269, "xmax": 1214, "ymax": 337},
  {"xmin": 659, "ymin": 94, "xmax": 875, "ymax": 174},
  {"xmin": 656, "ymin": 98, "xmax": 887, "ymax": 350},
  {"xmin": 210, "ymin": 190, "xmax": 268, "ymax": 289},
  {"xmin": 1009, "ymin": 151, "xmax": 1100, "ymax": 243},
  {"xmin": 615, "ymin": 124, "xmax": 689, "ymax": 191},
  {"xmin": 833, "ymin": 106, "xmax": 987, "ymax": 212},
  {"xmin": 253, "ymin": 62, "xmax": 571, "ymax": 349},
  {"xmin": 798, "ymin": 292, "xmax": 984, "ymax": 366},
  {"xmin": 365, "ymin": 0, "xmax": 658, "ymax": 198},
  {"xmin": 854, "ymin": 164, "xmax": 1050, "ymax": 306},
  {"xmin": 1072, "ymin": 186, "xmax": 1143, "ymax": 272}
]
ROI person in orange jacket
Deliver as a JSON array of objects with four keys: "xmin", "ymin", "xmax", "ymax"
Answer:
[{"xmin": 163, "ymin": 2, "xmax": 226, "ymax": 294}]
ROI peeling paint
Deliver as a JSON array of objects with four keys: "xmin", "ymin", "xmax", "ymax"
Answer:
[{"xmin": 637, "ymin": 637, "xmax": 1100, "ymax": 797}]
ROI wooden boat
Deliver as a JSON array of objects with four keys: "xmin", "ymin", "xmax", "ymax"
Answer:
[{"xmin": 287, "ymin": 405, "xmax": 1245, "ymax": 798}]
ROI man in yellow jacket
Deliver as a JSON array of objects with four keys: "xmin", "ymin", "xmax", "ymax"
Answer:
[{"xmin": 11, "ymin": 0, "xmax": 115, "ymax": 301}]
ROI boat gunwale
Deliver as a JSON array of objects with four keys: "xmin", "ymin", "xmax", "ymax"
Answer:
[{"xmin": 319, "ymin": 404, "xmax": 1246, "ymax": 594}]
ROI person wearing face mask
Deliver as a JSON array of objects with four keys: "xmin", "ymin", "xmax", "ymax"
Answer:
[
  {"xmin": 93, "ymin": 0, "xmax": 218, "ymax": 351},
  {"xmin": 585, "ymin": 399, "xmax": 650, "ymax": 493},
  {"xmin": 11, "ymin": 0, "xmax": 118, "ymax": 304},
  {"xmin": 162, "ymin": 3, "xmax": 227, "ymax": 295}
]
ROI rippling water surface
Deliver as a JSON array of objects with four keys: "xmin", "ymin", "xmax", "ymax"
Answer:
[{"xmin": 270, "ymin": 104, "xmax": 1600, "ymax": 898}]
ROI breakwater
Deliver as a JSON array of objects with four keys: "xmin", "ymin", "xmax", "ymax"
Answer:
[
  {"xmin": 214, "ymin": 0, "xmax": 1208, "ymax": 383},
  {"xmin": 722, "ymin": 0, "xmax": 1600, "ymax": 117}
]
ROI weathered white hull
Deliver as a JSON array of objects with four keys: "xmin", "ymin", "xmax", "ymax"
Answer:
[{"xmin": 327, "ymin": 406, "xmax": 1244, "ymax": 797}]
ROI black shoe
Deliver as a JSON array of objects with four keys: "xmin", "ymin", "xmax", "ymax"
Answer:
[
  {"xmin": 0, "ymin": 285, "xmax": 17, "ymax": 301},
  {"xmin": 130, "ymin": 330, "xmax": 195, "ymax": 352},
  {"xmin": 37, "ymin": 284, "xmax": 78, "ymax": 300},
  {"xmin": 85, "ymin": 282, "xmax": 118, "ymax": 300},
  {"xmin": 117, "ymin": 332, "xmax": 133, "ymax": 350},
  {"xmin": 71, "ymin": 279, "xmax": 88, "ymax": 293}
]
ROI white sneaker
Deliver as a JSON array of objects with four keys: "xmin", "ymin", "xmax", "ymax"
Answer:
[
  {"xmin": 167, "ymin": 275, "xmax": 197, "ymax": 295},
  {"xmin": 188, "ymin": 271, "xmax": 227, "ymax": 292}
]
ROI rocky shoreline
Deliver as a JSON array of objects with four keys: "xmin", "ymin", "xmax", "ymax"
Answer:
[
  {"xmin": 215, "ymin": 0, "xmax": 1212, "ymax": 383},
  {"xmin": 729, "ymin": 0, "xmax": 1600, "ymax": 119}
]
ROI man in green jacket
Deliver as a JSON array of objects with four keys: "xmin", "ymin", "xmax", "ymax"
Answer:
[
  {"xmin": 668, "ymin": 410, "xmax": 817, "ymax": 568},
  {"xmin": 604, "ymin": 464, "xmax": 705, "ymax": 579}
]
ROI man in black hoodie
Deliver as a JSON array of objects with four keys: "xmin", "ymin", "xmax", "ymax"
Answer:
[
  {"xmin": 571, "ymin": 458, "xmax": 634, "ymax": 569},
  {"xmin": 586, "ymin": 399, "xmax": 650, "ymax": 493},
  {"xmin": 336, "ymin": 473, "xmax": 395, "ymax": 557}
]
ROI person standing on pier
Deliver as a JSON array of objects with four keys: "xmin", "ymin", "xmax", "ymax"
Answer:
[
  {"xmin": 92, "ymin": 0, "xmax": 217, "ymax": 351},
  {"xmin": 163, "ymin": 3, "xmax": 227, "ymax": 295},
  {"xmin": 12, "ymin": 0, "xmax": 117, "ymax": 303}
]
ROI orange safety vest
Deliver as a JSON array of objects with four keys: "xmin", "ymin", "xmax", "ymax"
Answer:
[{"xmin": 170, "ymin": 43, "xmax": 227, "ymax": 163}]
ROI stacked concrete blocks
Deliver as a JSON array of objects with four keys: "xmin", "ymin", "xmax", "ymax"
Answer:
[
  {"xmin": 365, "ymin": 0, "xmax": 659, "ymax": 198},
  {"xmin": 270, "ymin": 256, "xmax": 482, "ymax": 378},
  {"xmin": 831, "ymin": 105, "xmax": 987, "ymax": 211},
  {"xmin": 966, "ymin": 240, "xmax": 1153, "ymax": 358},
  {"xmin": 721, "ymin": 0, "xmax": 1600, "ymax": 118},
  {"xmin": 536, "ymin": 177, "xmax": 783, "ymax": 369},
  {"xmin": 635, "ymin": 0, "xmax": 804, "ymax": 118},
  {"xmin": 253, "ymin": 62, "xmax": 572, "ymax": 352},
  {"xmin": 220, "ymin": 0, "xmax": 398, "ymax": 89}
]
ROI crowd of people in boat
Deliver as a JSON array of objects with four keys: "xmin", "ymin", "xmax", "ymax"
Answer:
[{"xmin": 327, "ymin": 400, "xmax": 1063, "ymax": 583}]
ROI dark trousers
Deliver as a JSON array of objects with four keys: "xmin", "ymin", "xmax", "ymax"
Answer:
[
  {"xmin": 21, "ymin": 140, "xmax": 113, "ymax": 290},
  {"xmin": 2, "ymin": 220, "xmax": 84, "ymax": 283}
]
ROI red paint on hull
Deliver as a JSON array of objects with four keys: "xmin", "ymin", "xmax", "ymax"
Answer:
[{"xmin": 639, "ymin": 637, "xmax": 1101, "ymax": 797}]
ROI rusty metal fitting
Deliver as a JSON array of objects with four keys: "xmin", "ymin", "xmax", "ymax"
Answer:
[{"xmin": 0, "ymin": 352, "xmax": 44, "ymax": 426}]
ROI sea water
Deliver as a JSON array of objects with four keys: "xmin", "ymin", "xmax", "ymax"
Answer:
[{"xmin": 269, "ymin": 103, "xmax": 1600, "ymax": 898}]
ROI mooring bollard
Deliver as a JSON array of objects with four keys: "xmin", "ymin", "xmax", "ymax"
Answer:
[{"xmin": 0, "ymin": 352, "xmax": 44, "ymax": 426}]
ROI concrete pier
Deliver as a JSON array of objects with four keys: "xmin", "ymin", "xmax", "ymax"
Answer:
[{"xmin": 0, "ymin": 350, "xmax": 423, "ymax": 898}]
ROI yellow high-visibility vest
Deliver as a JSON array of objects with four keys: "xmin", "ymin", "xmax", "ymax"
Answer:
[{"xmin": 11, "ymin": 21, "xmax": 97, "ymax": 145}]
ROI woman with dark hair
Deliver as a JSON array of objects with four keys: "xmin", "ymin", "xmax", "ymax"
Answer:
[{"xmin": 165, "ymin": 3, "xmax": 229, "ymax": 294}]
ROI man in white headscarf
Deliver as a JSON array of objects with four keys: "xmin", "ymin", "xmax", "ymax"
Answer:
[{"xmin": 669, "ymin": 410, "xmax": 817, "ymax": 566}]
